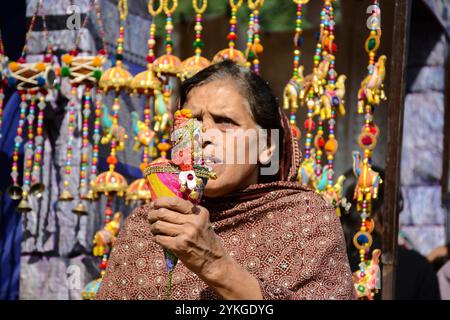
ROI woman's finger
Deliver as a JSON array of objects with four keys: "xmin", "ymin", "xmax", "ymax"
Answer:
[
  {"xmin": 147, "ymin": 208, "xmax": 192, "ymax": 225},
  {"xmin": 152, "ymin": 234, "xmax": 175, "ymax": 251},
  {"xmin": 149, "ymin": 220, "xmax": 183, "ymax": 237},
  {"xmin": 153, "ymin": 196, "xmax": 195, "ymax": 215}
]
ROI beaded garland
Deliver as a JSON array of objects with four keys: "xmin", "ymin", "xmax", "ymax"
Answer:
[
  {"xmin": 59, "ymin": 86, "xmax": 77, "ymax": 202},
  {"xmin": 153, "ymin": 0, "xmax": 182, "ymax": 77},
  {"xmin": 298, "ymin": 0, "xmax": 330, "ymax": 189},
  {"xmin": 59, "ymin": 0, "xmax": 108, "ymax": 214},
  {"xmin": 323, "ymin": 0, "xmax": 337, "ymax": 185},
  {"xmin": 84, "ymin": 88, "xmax": 103, "ymax": 202},
  {"xmin": 180, "ymin": 0, "xmax": 211, "ymax": 80},
  {"xmin": 283, "ymin": 0, "xmax": 309, "ymax": 141},
  {"xmin": 29, "ymin": 94, "xmax": 46, "ymax": 199},
  {"xmin": 8, "ymin": 94, "xmax": 28, "ymax": 202},
  {"xmin": 91, "ymin": 0, "xmax": 130, "ymax": 284},
  {"xmin": 147, "ymin": 0, "xmax": 163, "ymax": 66},
  {"xmin": 297, "ymin": 0, "xmax": 347, "ymax": 218},
  {"xmin": 312, "ymin": 1, "xmax": 333, "ymax": 180},
  {"xmin": 319, "ymin": 0, "xmax": 347, "ymax": 216},
  {"xmin": 85, "ymin": 0, "xmax": 108, "ymax": 202},
  {"xmin": 73, "ymin": 85, "xmax": 93, "ymax": 214},
  {"xmin": 7, "ymin": 0, "xmax": 57, "ymax": 212},
  {"xmin": 80, "ymin": 88, "xmax": 92, "ymax": 198},
  {"xmin": 352, "ymin": 0, "xmax": 386, "ymax": 300},
  {"xmin": 18, "ymin": 94, "xmax": 37, "ymax": 212},
  {"xmin": 149, "ymin": 0, "xmax": 179, "ymax": 161},
  {"xmin": 132, "ymin": 0, "xmax": 165, "ymax": 185},
  {"xmin": 128, "ymin": 0, "xmax": 165, "ymax": 207},
  {"xmin": 245, "ymin": 0, "xmax": 264, "ymax": 74},
  {"xmin": 212, "ymin": 0, "xmax": 246, "ymax": 66}
]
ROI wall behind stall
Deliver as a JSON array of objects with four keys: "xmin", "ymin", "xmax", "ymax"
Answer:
[{"xmin": 398, "ymin": 0, "xmax": 448, "ymax": 256}]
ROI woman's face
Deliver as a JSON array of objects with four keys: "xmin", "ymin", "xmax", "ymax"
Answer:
[{"xmin": 183, "ymin": 79, "xmax": 261, "ymax": 198}]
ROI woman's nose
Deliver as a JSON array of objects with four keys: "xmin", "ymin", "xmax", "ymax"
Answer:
[
  {"xmin": 202, "ymin": 121, "xmax": 214, "ymax": 149},
  {"xmin": 202, "ymin": 118, "xmax": 214, "ymax": 131},
  {"xmin": 201, "ymin": 117, "xmax": 219, "ymax": 149}
]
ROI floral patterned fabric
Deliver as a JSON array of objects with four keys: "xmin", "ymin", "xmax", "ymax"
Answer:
[{"xmin": 97, "ymin": 181, "xmax": 354, "ymax": 300}]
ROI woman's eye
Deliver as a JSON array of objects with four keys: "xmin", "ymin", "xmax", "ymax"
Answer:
[
  {"xmin": 215, "ymin": 116, "xmax": 236, "ymax": 126},
  {"xmin": 219, "ymin": 118, "xmax": 232, "ymax": 124}
]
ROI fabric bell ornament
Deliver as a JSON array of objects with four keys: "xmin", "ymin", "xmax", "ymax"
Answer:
[{"xmin": 144, "ymin": 108, "xmax": 216, "ymax": 299}]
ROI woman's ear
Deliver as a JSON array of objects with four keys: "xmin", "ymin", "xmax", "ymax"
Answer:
[{"xmin": 258, "ymin": 144, "xmax": 276, "ymax": 165}]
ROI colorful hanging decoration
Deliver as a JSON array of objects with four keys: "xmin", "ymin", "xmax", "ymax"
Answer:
[
  {"xmin": 82, "ymin": 211, "xmax": 122, "ymax": 300},
  {"xmin": 130, "ymin": 0, "xmax": 163, "ymax": 167},
  {"xmin": 7, "ymin": 0, "xmax": 56, "ymax": 93},
  {"xmin": 97, "ymin": 0, "xmax": 131, "ymax": 155},
  {"xmin": 151, "ymin": 0, "xmax": 179, "ymax": 159},
  {"xmin": 153, "ymin": 0, "xmax": 181, "ymax": 77},
  {"xmin": 29, "ymin": 7, "xmax": 56, "ymax": 201},
  {"xmin": 180, "ymin": 0, "xmax": 210, "ymax": 80},
  {"xmin": 245, "ymin": 0, "xmax": 264, "ymax": 74},
  {"xmin": 351, "ymin": 0, "xmax": 386, "ymax": 300},
  {"xmin": 89, "ymin": 0, "xmax": 130, "ymax": 288},
  {"xmin": 59, "ymin": 0, "xmax": 107, "ymax": 215},
  {"xmin": 297, "ymin": 0, "xmax": 347, "ymax": 216},
  {"xmin": 81, "ymin": 278, "xmax": 102, "ymax": 300},
  {"xmin": 125, "ymin": 178, "xmax": 152, "ymax": 205},
  {"xmin": 131, "ymin": 110, "xmax": 158, "ymax": 156},
  {"xmin": 212, "ymin": 0, "xmax": 246, "ymax": 66},
  {"xmin": 353, "ymin": 249, "xmax": 381, "ymax": 299},
  {"xmin": 7, "ymin": 0, "xmax": 58, "ymax": 212},
  {"xmin": 298, "ymin": 3, "xmax": 330, "ymax": 184},
  {"xmin": 29, "ymin": 94, "xmax": 47, "ymax": 199},
  {"xmin": 357, "ymin": 58, "xmax": 386, "ymax": 113},
  {"xmin": 83, "ymin": 89, "xmax": 103, "ymax": 202},
  {"xmin": 71, "ymin": 85, "xmax": 96, "ymax": 214},
  {"xmin": 127, "ymin": 108, "xmax": 157, "ymax": 205},
  {"xmin": 60, "ymin": 53, "xmax": 104, "ymax": 88},
  {"xmin": 283, "ymin": 0, "xmax": 309, "ymax": 140},
  {"xmin": 144, "ymin": 109, "xmax": 216, "ymax": 299},
  {"xmin": 318, "ymin": 0, "xmax": 347, "ymax": 215},
  {"xmin": 127, "ymin": 0, "xmax": 166, "ymax": 207},
  {"xmin": 61, "ymin": 0, "xmax": 106, "ymax": 87},
  {"xmin": 83, "ymin": 1, "xmax": 109, "ymax": 203},
  {"xmin": 310, "ymin": 1, "xmax": 334, "ymax": 179},
  {"xmin": 92, "ymin": 211, "xmax": 122, "ymax": 257},
  {"xmin": 58, "ymin": 85, "xmax": 77, "ymax": 202},
  {"xmin": 94, "ymin": 0, "xmax": 131, "ymax": 193},
  {"xmin": 156, "ymin": 136, "xmax": 171, "ymax": 161}
]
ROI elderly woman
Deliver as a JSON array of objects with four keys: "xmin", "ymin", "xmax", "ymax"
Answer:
[{"xmin": 96, "ymin": 60, "xmax": 354, "ymax": 300}]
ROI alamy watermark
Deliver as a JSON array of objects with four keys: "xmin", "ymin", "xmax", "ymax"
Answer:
[
  {"xmin": 66, "ymin": 5, "xmax": 82, "ymax": 30},
  {"xmin": 172, "ymin": 128, "xmax": 281, "ymax": 177},
  {"xmin": 66, "ymin": 265, "xmax": 81, "ymax": 290}
]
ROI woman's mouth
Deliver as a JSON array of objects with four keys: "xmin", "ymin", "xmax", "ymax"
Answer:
[{"xmin": 203, "ymin": 155, "xmax": 222, "ymax": 170}]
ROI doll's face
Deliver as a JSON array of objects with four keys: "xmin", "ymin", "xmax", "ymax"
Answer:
[{"xmin": 182, "ymin": 79, "xmax": 263, "ymax": 197}]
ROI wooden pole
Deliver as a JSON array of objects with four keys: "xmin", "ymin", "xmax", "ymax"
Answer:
[
  {"xmin": 381, "ymin": 0, "xmax": 411, "ymax": 300},
  {"xmin": 442, "ymin": 40, "xmax": 450, "ymax": 244}
]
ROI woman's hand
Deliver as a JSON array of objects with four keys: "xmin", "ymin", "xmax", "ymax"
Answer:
[
  {"xmin": 147, "ymin": 196, "xmax": 263, "ymax": 299},
  {"xmin": 147, "ymin": 196, "xmax": 227, "ymax": 281}
]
